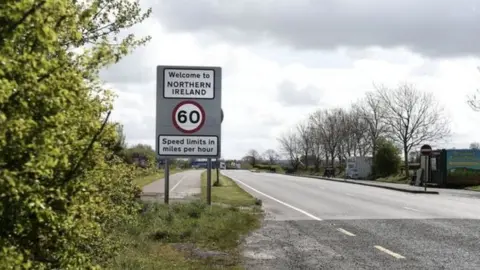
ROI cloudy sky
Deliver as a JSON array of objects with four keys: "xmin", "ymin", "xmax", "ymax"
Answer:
[{"xmin": 101, "ymin": 0, "xmax": 480, "ymax": 159}]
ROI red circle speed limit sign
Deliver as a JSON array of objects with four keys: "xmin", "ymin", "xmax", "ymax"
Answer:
[{"xmin": 172, "ymin": 100, "xmax": 206, "ymax": 133}]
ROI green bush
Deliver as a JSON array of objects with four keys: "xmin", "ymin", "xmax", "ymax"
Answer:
[
  {"xmin": 373, "ymin": 138, "xmax": 401, "ymax": 178},
  {"xmin": 0, "ymin": 1, "xmax": 151, "ymax": 268},
  {"xmin": 252, "ymin": 164, "xmax": 284, "ymax": 173}
]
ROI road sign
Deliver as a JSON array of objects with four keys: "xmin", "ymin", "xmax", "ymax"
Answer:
[
  {"xmin": 420, "ymin": 144, "xmax": 432, "ymax": 156},
  {"xmin": 156, "ymin": 65, "xmax": 222, "ymax": 158},
  {"xmin": 172, "ymin": 100, "xmax": 205, "ymax": 133}
]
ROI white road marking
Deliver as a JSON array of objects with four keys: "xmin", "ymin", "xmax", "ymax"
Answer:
[
  {"xmin": 403, "ymin": 206, "xmax": 421, "ymax": 212},
  {"xmin": 374, "ymin": 245, "xmax": 406, "ymax": 259},
  {"xmin": 345, "ymin": 193, "xmax": 355, "ymax": 197},
  {"xmin": 337, "ymin": 228, "xmax": 356, "ymax": 236},
  {"xmin": 170, "ymin": 176, "xmax": 186, "ymax": 192},
  {"xmin": 225, "ymin": 174, "xmax": 323, "ymax": 221}
]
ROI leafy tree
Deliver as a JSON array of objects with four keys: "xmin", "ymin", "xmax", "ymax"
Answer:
[
  {"xmin": 373, "ymin": 138, "xmax": 402, "ymax": 178},
  {"xmin": 0, "ymin": 0, "xmax": 151, "ymax": 268},
  {"xmin": 124, "ymin": 143, "xmax": 156, "ymax": 168},
  {"xmin": 114, "ymin": 123, "xmax": 128, "ymax": 153}
]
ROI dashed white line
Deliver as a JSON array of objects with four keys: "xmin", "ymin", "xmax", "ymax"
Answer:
[
  {"xmin": 225, "ymin": 174, "xmax": 323, "ymax": 221},
  {"xmin": 345, "ymin": 193, "xmax": 355, "ymax": 197},
  {"xmin": 374, "ymin": 245, "xmax": 406, "ymax": 259},
  {"xmin": 337, "ymin": 228, "xmax": 356, "ymax": 236},
  {"xmin": 403, "ymin": 206, "xmax": 421, "ymax": 212},
  {"xmin": 170, "ymin": 176, "xmax": 185, "ymax": 192}
]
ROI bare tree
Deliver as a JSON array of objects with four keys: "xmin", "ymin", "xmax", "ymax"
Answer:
[
  {"xmin": 354, "ymin": 91, "xmax": 389, "ymax": 158},
  {"xmin": 334, "ymin": 109, "xmax": 370, "ymax": 160},
  {"xmin": 335, "ymin": 109, "xmax": 351, "ymax": 164},
  {"xmin": 308, "ymin": 111, "xmax": 326, "ymax": 171},
  {"xmin": 376, "ymin": 83, "xmax": 451, "ymax": 177},
  {"xmin": 263, "ymin": 149, "xmax": 280, "ymax": 165},
  {"xmin": 244, "ymin": 149, "xmax": 261, "ymax": 166},
  {"xmin": 408, "ymin": 151, "xmax": 421, "ymax": 163},
  {"xmin": 277, "ymin": 131, "xmax": 302, "ymax": 171},
  {"xmin": 349, "ymin": 108, "xmax": 371, "ymax": 156},
  {"xmin": 469, "ymin": 142, "xmax": 480, "ymax": 150},
  {"xmin": 297, "ymin": 120, "xmax": 314, "ymax": 169},
  {"xmin": 317, "ymin": 108, "xmax": 345, "ymax": 167},
  {"xmin": 467, "ymin": 67, "xmax": 480, "ymax": 111}
]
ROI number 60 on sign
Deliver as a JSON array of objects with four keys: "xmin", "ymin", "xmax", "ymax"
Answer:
[{"xmin": 172, "ymin": 100, "xmax": 206, "ymax": 134}]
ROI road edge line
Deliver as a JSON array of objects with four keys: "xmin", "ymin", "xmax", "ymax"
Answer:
[{"xmin": 223, "ymin": 172, "xmax": 323, "ymax": 221}]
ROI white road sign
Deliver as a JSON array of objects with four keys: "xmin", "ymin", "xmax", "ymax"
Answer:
[
  {"xmin": 156, "ymin": 65, "xmax": 221, "ymax": 158},
  {"xmin": 172, "ymin": 100, "xmax": 205, "ymax": 134},
  {"xmin": 163, "ymin": 68, "xmax": 215, "ymax": 99},
  {"xmin": 158, "ymin": 135, "xmax": 218, "ymax": 156}
]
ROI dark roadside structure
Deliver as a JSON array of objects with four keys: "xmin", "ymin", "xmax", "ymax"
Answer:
[{"xmin": 411, "ymin": 148, "xmax": 480, "ymax": 188}]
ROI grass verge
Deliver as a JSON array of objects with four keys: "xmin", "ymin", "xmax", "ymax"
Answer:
[
  {"xmin": 107, "ymin": 202, "xmax": 260, "ymax": 269},
  {"xmin": 201, "ymin": 170, "xmax": 259, "ymax": 207},
  {"xmin": 374, "ymin": 174, "xmax": 409, "ymax": 184},
  {"xmin": 133, "ymin": 169, "xmax": 183, "ymax": 187},
  {"xmin": 466, "ymin": 185, "xmax": 480, "ymax": 191},
  {"xmin": 107, "ymin": 170, "xmax": 262, "ymax": 269}
]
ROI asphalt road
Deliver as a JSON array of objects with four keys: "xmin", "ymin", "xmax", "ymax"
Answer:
[
  {"xmin": 222, "ymin": 170, "xmax": 480, "ymax": 270},
  {"xmin": 141, "ymin": 170, "xmax": 202, "ymax": 201}
]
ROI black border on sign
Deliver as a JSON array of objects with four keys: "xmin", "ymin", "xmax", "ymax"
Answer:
[
  {"xmin": 171, "ymin": 100, "xmax": 206, "ymax": 134},
  {"xmin": 157, "ymin": 134, "xmax": 220, "ymax": 157},
  {"xmin": 162, "ymin": 67, "xmax": 216, "ymax": 100}
]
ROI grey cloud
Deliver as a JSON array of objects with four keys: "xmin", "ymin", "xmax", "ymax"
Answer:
[
  {"xmin": 277, "ymin": 81, "xmax": 321, "ymax": 106},
  {"xmin": 409, "ymin": 61, "xmax": 440, "ymax": 77},
  {"xmin": 152, "ymin": 0, "xmax": 480, "ymax": 58},
  {"xmin": 100, "ymin": 48, "xmax": 154, "ymax": 84},
  {"xmin": 122, "ymin": 115, "xmax": 155, "ymax": 142},
  {"xmin": 261, "ymin": 117, "xmax": 283, "ymax": 127}
]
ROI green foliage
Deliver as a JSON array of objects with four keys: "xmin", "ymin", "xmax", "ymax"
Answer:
[
  {"xmin": 123, "ymin": 144, "xmax": 156, "ymax": 168},
  {"xmin": 252, "ymin": 164, "xmax": 284, "ymax": 173},
  {"xmin": 107, "ymin": 202, "xmax": 261, "ymax": 269},
  {"xmin": 0, "ymin": 0, "xmax": 151, "ymax": 268},
  {"xmin": 373, "ymin": 138, "xmax": 402, "ymax": 178},
  {"xmin": 111, "ymin": 122, "xmax": 127, "ymax": 156},
  {"xmin": 201, "ymin": 171, "xmax": 258, "ymax": 207}
]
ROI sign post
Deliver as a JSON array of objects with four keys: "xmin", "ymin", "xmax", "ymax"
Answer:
[
  {"xmin": 216, "ymin": 159, "xmax": 220, "ymax": 185},
  {"xmin": 420, "ymin": 144, "xmax": 432, "ymax": 192},
  {"xmin": 207, "ymin": 158, "xmax": 212, "ymax": 205},
  {"xmin": 156, "ymin": 65, "xmax": 222, "ymax": 205},
  {"xmin": 164, "ymin": 159, "xmax": 169, "ymax": 204}
]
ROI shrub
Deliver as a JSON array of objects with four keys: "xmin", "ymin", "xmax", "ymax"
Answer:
[
  {"xmin": 373, "ymin": 138, "xmax": 402, "ymax": 178},
  {"xmin": 0, "ymin": 1, "xmax": 151, "ymax": 268}
]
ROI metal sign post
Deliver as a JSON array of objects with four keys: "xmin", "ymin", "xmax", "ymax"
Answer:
[
  {"xmin": 164, "ymin": 159, "xmax": 169, "ymax": 204},
  {"xmin": 216, "ymin": 159, "xmax": 220, "ymax": 185},
  {"xmin": 156, "ymin": 65, "xmax": 222, "ymax": 205},
  {"xmin": 207, "ymin": 158, "xmax": 212, "ymax": 205},
  {"xmin": 420, "ymin": 144, "xmax": 432, "ymax": 192}
]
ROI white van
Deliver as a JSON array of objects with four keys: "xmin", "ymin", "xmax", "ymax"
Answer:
[{"xmin": 346, "ymin": 156, "xmax": 373, "ymax": 179}]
